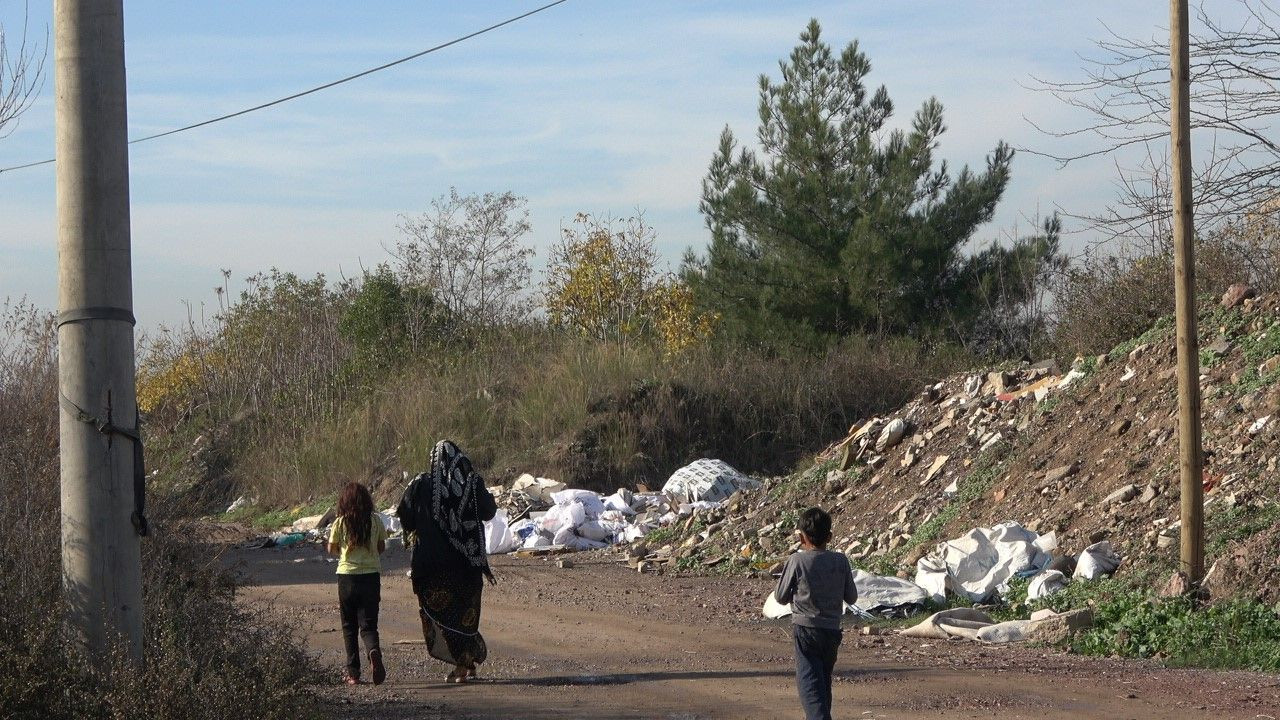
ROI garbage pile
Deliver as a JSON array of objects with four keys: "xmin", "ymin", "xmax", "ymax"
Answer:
[{"xmin": 485, "ymin": 459, "xmax": 762, "ymax": 556}]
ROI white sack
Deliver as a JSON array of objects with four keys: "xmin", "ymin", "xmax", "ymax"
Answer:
[
  {"xmin": 762, "ymin": 591, "xmax": 792, "ymax": 619},
  {"xmin": 377, "ymin": 511, "xmax": 402, "ymax": 536},
  {"xmin": 553, "ymin": 522, "xmax": 579, "ymax": 545},
  {"xmin": 761, "ymin": 591, "xmax": 862, "ymax": 620},
  {"xmin": 1027, "ymin": 569, "xmax": 1068, "ymax": 600},
  {"xmin": 662, "ymin": 459, "xmax": 755, "ymax": 503},
  {"xmin": 551, "ymin": 489, "xmax": 605, "ymax": 517},
  {"xmin": 603, "ymin": 491, "xmax": 637, "ymax": 515},
  {"xmin": 541, "ymin": 502, "xmax": 587, "ymax": 534},
  {"xmin": 914, "ymin": 553, "xmax": 951, "ymax": 605},
  {"xmin": 852, "ymin": 569, "xmax": 930, "ymax": 614},
  {"xmin": 1074, "ymin": 541, "xmax": 1121, "ymax": 580},
  {"xmin": 575, "ymin": 520, "xmax": 613, "ymax": 542},
  {"xmin": 509, "ymin": 518, "xmax": 537, "ymax": 542},
  {"xmin": 523, "ymin": 532, "xmax": 551, "ymax": 549},
  {"xmin": 483, "ymin": 509, "xmax": 519, "ymax": 555}
]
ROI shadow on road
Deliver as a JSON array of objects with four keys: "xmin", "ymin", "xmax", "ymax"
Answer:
[{"xmin": 481, "ymin": 666, "xmax": 916, "ymax": 687}]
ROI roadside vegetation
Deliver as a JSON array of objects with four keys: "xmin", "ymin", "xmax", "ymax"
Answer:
[{"xmin": 0, "ymin": 300, "xmax": 320, "ymax": 720}]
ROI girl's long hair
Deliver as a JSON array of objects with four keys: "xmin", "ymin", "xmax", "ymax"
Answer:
[{"xmin": 337, "ymin": 482, "xmax": 374, "ymax": 548}]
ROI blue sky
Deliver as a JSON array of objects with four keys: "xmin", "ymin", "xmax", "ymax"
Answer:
[{"xmin": 1, "ymin": 1, "xmax": 1178, "ymax": 328}]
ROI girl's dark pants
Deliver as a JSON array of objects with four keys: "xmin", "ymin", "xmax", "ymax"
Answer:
[
  {"xmin": 337, "ymin": 572, "xmax": 381, "ymax": 677},
  {"xmin": 793, "ymin": 625, "xmax": 842, "ymax": 720}
]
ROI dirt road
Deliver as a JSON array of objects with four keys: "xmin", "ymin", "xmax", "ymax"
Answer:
[{"xmin": 235, "ymin": 541, "xmax": 1280, "ymax": 719}]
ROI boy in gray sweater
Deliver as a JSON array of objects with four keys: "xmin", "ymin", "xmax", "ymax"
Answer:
[{"xmin": 774, "ymin": 507, "xmax": 857, "ymax": 720}]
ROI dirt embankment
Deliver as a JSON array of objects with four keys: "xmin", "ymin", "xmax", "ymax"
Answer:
[{"xmin": 649, "ymin": 292, "xmax": 1280, "ymax": 600}]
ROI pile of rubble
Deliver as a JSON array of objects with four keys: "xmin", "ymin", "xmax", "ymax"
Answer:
[{"xmin": 575, "ymin": 285, "xmax": 1280, "ymax": 606}]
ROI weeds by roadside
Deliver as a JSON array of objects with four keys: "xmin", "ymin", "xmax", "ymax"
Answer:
[{"xmin": 0, "ymin": 301, "xmax": 323, "ymax": 720}]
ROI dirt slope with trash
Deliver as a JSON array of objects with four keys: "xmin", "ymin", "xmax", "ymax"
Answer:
[{"xmin": 610, "ymin": 286, "xmax": 1280, "ymax": 606}]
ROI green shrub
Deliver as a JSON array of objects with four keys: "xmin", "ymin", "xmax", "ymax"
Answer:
[{"xmin": 1035, "ymin": 578, "xmax": 1280, "ymax": 671}]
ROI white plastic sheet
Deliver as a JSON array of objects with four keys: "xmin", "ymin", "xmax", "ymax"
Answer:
[
  {"xmin": 914, "ymin": 522, "xmax": 1054, "ymax": 604},
  {"xmin": 902, "ymin": 607, "xmax": 1082, "ymax": 645},
  {"xmin": 852, "ymin": 569, "xmax": 929, "ymax": 615}
]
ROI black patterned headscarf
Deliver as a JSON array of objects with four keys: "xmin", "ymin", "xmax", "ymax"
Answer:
[{"xmin": 429, "ymin": 440, "xmax": 494, "ymax": 582}]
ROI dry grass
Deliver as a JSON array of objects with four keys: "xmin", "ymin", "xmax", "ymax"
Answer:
[
  {"xmin": 230, "ymin": 330, "xmax": 968, "ymax": 504},
  {"xmin": 0, "ymin": 300, "xmax": 322, "ymax": 720}
]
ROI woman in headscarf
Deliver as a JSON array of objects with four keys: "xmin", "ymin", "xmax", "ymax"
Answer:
[{"xmin": 396, "ymin": 440, "xmax": 498, "ymax": 683}]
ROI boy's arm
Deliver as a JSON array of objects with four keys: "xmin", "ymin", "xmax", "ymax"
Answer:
[
  {"xmin": 376, "ymin": 515, "xmax": 387, "ymax": 554},
  {"xmin": 844, "ymin": 556, "xmax": 858, "ymax": 606},
  {"xmin": 774, "ymin": 557, "xmax": 797, "ymax": 604}
]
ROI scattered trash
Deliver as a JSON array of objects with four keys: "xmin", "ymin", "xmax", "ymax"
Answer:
[{"xmin": 272, "ymin": 532, "xmax": 306, "ymax": 548}]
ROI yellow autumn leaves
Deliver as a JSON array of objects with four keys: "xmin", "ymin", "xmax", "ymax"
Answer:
[{"xmin": 544, "ymin": 213, "xmax": 716, "ymax": 356}]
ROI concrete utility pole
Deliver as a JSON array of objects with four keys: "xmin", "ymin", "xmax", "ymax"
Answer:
[
  {"xmin": 1169, "ymin": 0, "xmax": 1205, "ymax": 584},
  {"xmin": 55, "ymin": 0, "xmax": 144, "ymax": 662}
]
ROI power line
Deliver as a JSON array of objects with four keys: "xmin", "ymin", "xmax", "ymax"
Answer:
[{"xmin": 0, "ymin": 0, "xmax": 568, "ymax": 175}]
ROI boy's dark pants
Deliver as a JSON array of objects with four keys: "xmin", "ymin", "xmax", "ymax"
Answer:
[
  {"xmin": 338, "ymin": 573, "xmax": 382, "ymax": 677},
  {"xmin": 793, "ymin": 624, "xmax": 842, "ymax": 720}
]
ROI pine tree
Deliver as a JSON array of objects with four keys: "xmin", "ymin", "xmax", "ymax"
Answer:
[{"xmin": 686, "ymin": 19, "xmax": 1052, "ymax": 349}]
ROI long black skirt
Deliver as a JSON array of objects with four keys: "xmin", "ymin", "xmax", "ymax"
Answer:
[{"xmin": 416, "ymin": 567, "xmax": 488, "ymax": 669}]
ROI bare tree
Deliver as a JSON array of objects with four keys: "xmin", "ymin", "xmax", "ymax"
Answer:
[
  {"xmin": 0, "ymin": 2, "xmax": 45, "ymax": 139},
  {"xmin": 1026, "ymin": 0, "xmax": 1280, "ymax": 236},
  {"xmin": 393, "ymin": 189, "xmax": 535, "ymax": 332}
]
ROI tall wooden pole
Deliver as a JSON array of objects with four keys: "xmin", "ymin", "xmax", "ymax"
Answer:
[
  {"xmin": 1170, "ymin": 0, "xmax": 1205, "ymax": 584},
  {"xmin": 55, "ymin": 0, "xmax": 144, "ymax": 662}
]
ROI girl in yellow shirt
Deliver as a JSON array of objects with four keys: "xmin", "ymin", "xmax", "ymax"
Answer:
[{"xmin": 327, "ymin": 481, "xmax": 388, "ymax": 685}]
